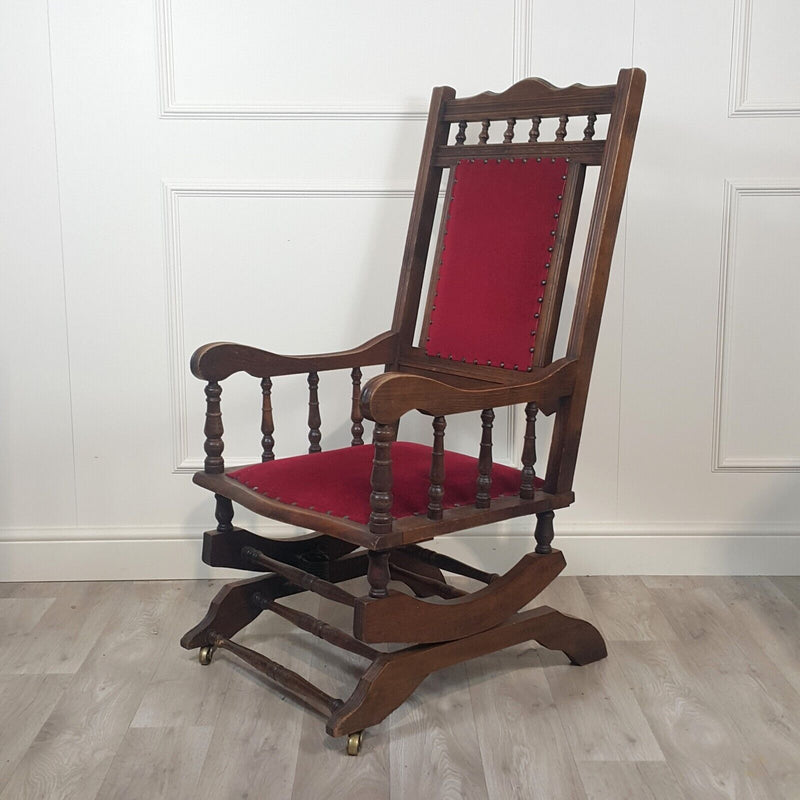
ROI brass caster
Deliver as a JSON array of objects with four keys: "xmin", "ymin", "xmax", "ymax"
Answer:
[
  {"xmin": 346, "ymin": 730, "xmax": 364, "ymax": 756},
  {"xmin": 198, "ymin": 645, "xmax": 215, "ymax": 666}
]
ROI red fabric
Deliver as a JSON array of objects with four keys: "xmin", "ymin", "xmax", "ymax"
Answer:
[
  {"xmin": 228, "ymin": 442, "xmax": 541, "ymax": 524},
  {"xmin": 425, "ymin": 158, "xmax": 568, "ymax": 370}
]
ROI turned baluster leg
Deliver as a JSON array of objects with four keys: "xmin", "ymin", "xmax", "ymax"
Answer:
[
  {"xmin": 367, "ymin": 551, "xmax": 391, "ymax": 599},
  {"xmin": 476, "ymin": 408, "xmax": 494, "ymax": 509},
  {"xmin": 261, "ymin": 377, "xmax": 275, "ymax": 461},
  {"xmin": 350, "ymin": 367, "xmax": 364, "ymax": 446},
  {"xmin": 368, "ymin": 422, "xmax": 394, "ymax": 536},
  {"xmin": 535, "ymin": 510, "xmax": 555, "ymax": 554},
  {"xmin": 214, "ymin": 494, "xmax": 233, "ymax": 532},
  {"xmin": 427, "ymin": 416, "xmax": 446, "ymax": 520},
  {"xmin": 520, "ymin": 402, "xmax": 538, "ymax": 499},
  {"xmin": 203, "ymin": 380, "xmax": 225, "ymax": 474},
  {"xmin": 307, "ymin": 371, "xmax": 322, "ymax": 453}
]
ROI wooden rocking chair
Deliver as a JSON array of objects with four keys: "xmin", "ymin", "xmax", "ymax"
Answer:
[{"xmin": 181, "ymin": 68, "xmax": 646, "ymax": 755}]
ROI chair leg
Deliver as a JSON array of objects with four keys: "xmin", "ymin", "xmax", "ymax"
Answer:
[{"xmin": 534, "ymin": 509, "xmax": 555, "ymax": 554}]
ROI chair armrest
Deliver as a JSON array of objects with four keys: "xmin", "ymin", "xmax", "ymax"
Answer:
[
  {"xmin": 190, "ymin": 331, "xmax": 399, "ymax": 381},
  {"xmin": 360, "ymin": 358, "xmax": 578, "ymax": 422}
]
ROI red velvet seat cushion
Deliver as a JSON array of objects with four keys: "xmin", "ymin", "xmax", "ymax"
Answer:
[
  {"xmin": 228, "ymin": 442, "xmax": 541, "ymax": 525},
  {"xmin": 425, "ymin": 157, "xmax": 568, "ymax": 370}
]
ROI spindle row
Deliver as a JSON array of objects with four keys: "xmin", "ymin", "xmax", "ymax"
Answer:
[
  {"xmin": 202, "ymin": 366, "xmax": 366, "ymax": 473},
  {"xmin": 453, "ymin": 113, "xmax": 600, "ymax": 145}
]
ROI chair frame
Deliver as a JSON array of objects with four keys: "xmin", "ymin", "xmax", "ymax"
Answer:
[{"xmin": 181, "ymin": 68, "xmax": 646, "ymax": 755}]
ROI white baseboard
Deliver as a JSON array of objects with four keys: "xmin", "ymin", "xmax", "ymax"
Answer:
[{"xmin": 1, "ymin": 521, "xmax": 798, "ymax": 581}]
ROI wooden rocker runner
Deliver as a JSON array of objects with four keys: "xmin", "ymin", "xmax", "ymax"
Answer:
[{"xmin": 181, "ymin": 68, "xmax": 646, "ymax": 755}]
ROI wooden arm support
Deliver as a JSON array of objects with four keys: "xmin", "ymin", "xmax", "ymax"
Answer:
[
  {"xmin": 190, "ymin": 330, "xmax": 399, "ymax": 381},
  {"xmin": 360, "ymin": 357, "xmax": 577, "ymax": 423}
]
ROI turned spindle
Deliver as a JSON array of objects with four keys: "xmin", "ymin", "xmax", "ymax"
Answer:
[
  {"xmin": 260, "ymin": 377, "xmax": 275, "ymax": 462},
  {"xmin": 307, "ymin": 371, "xmax": 321, "ymax": 453},
  {"xmin": 528, "ymin": 116, "xmax": 541, "ymax": 142},
  {"xmin": 350, "ymin": 367, "xmax": 364, "ymax": 446},
  {"xmin": 583, "ymin": 112, "xmax": 597, "ymax": 141},
  {"xmin": 203, "ymin": 380, "xmax": 225, "ymax": 473},
  {"xmin": 555, "ymin": 114, "xmax": 569, "ymax": 141},
  {"xmin": 520, "ymin": 401, "xmax": 538, "ymax": 499},
  {"xmin": 479, "ymin": 119, "xmax": 490, "ymax": 144},
  {"xmin": 503, "ymin": 118, "xmax": 515, "ymax": 143},
  {"xmin": 455, "ymin": 120, "xmax": 467, "ymax": 145},
  {"xmin": 214, "ymin": 494, "xmax": 233, "ymax": 532},
  {"xmin": 367, "ymin": 550, "xmax": 391, "ymax": 599},
  {"xmin": 534, "ymin": 510, "xmax": 555, "ymax": 554},
  {"xmin": 427, "ymin": 416, "xmax": 447, "ymax": 520},
  {"xmin": 476, "ymin": 408, "xmax": 494, "ymax": 509},
  {"xmin": 368, "ymin": 422, "xmax": 395, "ymax": 535}
]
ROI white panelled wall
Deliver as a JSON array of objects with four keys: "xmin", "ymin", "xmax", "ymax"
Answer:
[{"xmin": 1, "ymin": 0, "xmax": 798, "ymax": 580}]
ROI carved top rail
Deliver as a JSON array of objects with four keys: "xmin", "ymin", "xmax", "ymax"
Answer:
[{"xmin": 441, "ymin": 78, "xmax": 616, "ymax": 121}]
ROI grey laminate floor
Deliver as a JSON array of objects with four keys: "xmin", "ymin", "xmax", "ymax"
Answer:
[{"xmin": 1, "ymin": 575, "xmax": 798, "ymax": 800}]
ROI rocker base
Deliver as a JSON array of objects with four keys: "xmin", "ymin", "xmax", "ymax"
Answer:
[{"xmin": 181, "ymin": 535, "xmax": 607, "ymax": 748}]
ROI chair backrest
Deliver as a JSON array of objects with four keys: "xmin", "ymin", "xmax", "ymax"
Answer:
[{"xmin": 390, "ymin": 69, "xmax": 646, "ymax": 491}]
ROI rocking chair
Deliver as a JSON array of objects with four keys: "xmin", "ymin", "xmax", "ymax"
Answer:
[{"xmin": 181, "ymin": 68, "xmax": 646, "ymax": 755}]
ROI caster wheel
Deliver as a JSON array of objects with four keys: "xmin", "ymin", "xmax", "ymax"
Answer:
[
  {"xmin": 346, "ymin": 731, "xmax": 364, "ymax": 756},
  {"xmin": 198, "ymin": 645, "xmax": 215, "ymax": 666}
]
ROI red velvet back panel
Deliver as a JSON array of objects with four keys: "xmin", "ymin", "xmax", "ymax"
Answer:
[{"xmin": 424, "ymin": 158, "xmax": 568, "ymax": 370}]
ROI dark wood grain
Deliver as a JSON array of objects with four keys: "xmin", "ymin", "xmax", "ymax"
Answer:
[
  {"xmin": 260, "ymin": 377, "xmax": 275, "ymax": 461},
  {"xmin": 329, "ymin": 604, "xmax": 607, "ymax": 737},
  {"xmin": 191, "ymin": 330, "xmax": 398, "ymax": 381},
  {"xmin": 203, "ymin": 380, "xmax": 225, "ymax": 474},
  {"xmin": 368, "ymin": 422, "xmax": 395, "ymax": 536},
  {"xmin": 350, "ymin": 366, "xmax": 364, "ymax": 445},
  {"xmin": 432, "ymin": 140, "xmax": 604, "ymax": 166},
  {"xmin": 520, "ymin": 402, "xmax": 538, "ymax": 499},
  {"xmin": 476, "ymin": 408, "xmax": 494, "ymax": 509},
  {"xmin": 354, "ymin": 550, "xmax": 566, "ymax": 644},
  {"xmin": 211, "ymin": 633, "xmax": 342, "ymax": 717},
  {"xmin": 361, "ymin": 357, "xmax": 577, "ymax": 422},
  {"xmin": 307, "ymin": 371, "xmax": 321, "ymax": 453},
  {"xmin": 426, "ymin": 415, "xmax": 446, "ymax": 520},
  {"xmin": 241, "ymin": 547, "xmax": 357, "ymax": 607}
]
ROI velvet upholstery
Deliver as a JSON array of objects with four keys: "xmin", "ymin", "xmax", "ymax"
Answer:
[
  {"xmin": 229, "ymin": 442, "xmax": 541, "ymax": 524},
  {"xmin": 425, "ymin": 157, "xmax": 568, "ymax": 370}
]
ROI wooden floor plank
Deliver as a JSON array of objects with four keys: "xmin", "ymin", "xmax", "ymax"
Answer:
[
  {"xmin": 540, "ymin": 644, "xmax": 664, "ymax": 761},
  {"xmin": 0, "ymin": 582, "xmax": 119, "ymax": 675},
  {"xmin": 649, "ymin": 584, "xmax": 800, "ymax": 778},
  {"xmin": 192, "ymin": 591, "xmax": 319, "ymax": 800},
  {"xmin": 467, "ymin": 644, "xmax": 586, "ymax": 800},
  {"xmin": 0, "ymin": 674, "xmax": 71, "ymax": 789},
  {"xmin": 291, "ymin": 578, "xmax": 391, "ymax": 800},
  {"xmin": 577, "ymin": 761, "xmax": 689, "ymax": 800},
  {"xmin": 131, "ymin": 581, "xmax": 233, "ymax": 729},
  {"xmin": 389, "ymin": 664, "xmax": 490, "ymax": 800},
  {"xmin": 0, "ymin": 581, "xmax": 186, "ymax": 800},
  {"xmin": 577, "ymin": 576, "xmax": 679, "ymax": 641},
  {"xmin": 770, "ymin": 576, "xmax": 800, "ymax": 608},
  {"xmin": 639, "ymin": 577, "xmax": 700, "ymax": 590},
  {"xmin": 708, "ymin": 577, "xmax": 800, "ymax": 696},
  {"xmin": 613, "ymin": 639, "xmax": 771, "ymax": 800},
  {"xmin": 0, "ymin": 597, "xmax": 55, "ymax": 640},
  {"xmin": 2, "ymin": 574, "xmax": 799, "ymax": 798},
  {"xmin": 94, "ymin": 726, "xmax": 213, "ymax": 800},
  {"xmin": 0, "ymin": 582, "xmax": 69, "ymax": 598}
]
